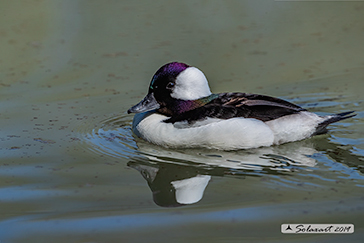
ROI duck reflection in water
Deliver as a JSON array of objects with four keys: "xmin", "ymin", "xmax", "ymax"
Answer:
[
  {"xmin": 128, "ymin": 161, "xmax": 211, "ymax": 207},
  {"xmin": 127, "ymin": 140, "xmax": 319, "ymax": 207}
]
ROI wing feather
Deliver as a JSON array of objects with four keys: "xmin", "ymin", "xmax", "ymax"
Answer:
[{"xmin": 165, "ymin": 92, "xmax": 306, "ymax": 123}]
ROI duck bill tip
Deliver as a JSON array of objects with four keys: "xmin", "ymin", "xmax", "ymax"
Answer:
[{"xmin": 127, "ymin": 93, "xmax": 160, "ymax": 114}]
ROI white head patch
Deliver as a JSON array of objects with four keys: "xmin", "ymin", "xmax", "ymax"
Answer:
[{"xmin": 171, "ymin": 67, "xmax": 212, "ymax": 100}]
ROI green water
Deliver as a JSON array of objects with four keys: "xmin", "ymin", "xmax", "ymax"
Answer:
[{"xmin": 0, "ymin": 1, "xmax": 363, "ymax": 242}]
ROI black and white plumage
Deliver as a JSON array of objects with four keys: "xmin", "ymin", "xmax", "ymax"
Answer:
[{"xmin": 127, "ymin": 62, "xmax": 355, "ymax": 150}]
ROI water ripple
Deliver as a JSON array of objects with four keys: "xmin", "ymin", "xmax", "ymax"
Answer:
[{"xmin": 76, "ymin": 113, "xmax": 320, "ymax": 176}]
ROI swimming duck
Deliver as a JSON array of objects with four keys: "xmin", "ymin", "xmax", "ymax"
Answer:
[{"xmin": 127, "ymin": 62, "xmax": 355, "ymax": 150}]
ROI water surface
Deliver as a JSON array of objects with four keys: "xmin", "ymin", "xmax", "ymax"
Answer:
[{"xmin": 0, "ymin": 1, "xmax": 364, "ymax": 242}]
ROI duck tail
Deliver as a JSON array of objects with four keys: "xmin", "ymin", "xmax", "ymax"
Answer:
[{"xmin": 314, "ymin": 111, "xmax": 356, "ymax": 135}]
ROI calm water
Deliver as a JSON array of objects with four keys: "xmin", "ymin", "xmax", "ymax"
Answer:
[{"xmin": 1, "ymin": 1, "xmax": 364, "ymax": 242}]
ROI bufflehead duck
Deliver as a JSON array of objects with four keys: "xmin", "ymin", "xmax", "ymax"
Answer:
[{"xmin": 128, "ymin": 62, "xmax": 355, "ymax": 150}]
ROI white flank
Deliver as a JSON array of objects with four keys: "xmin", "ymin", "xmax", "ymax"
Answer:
[
  {"xmin": 266, "ymin": 111, "xmax": 324, "ymax": 145},
  {"xmin": 132, "ymin": 111, "xmax": 275, "ymax": 150}
]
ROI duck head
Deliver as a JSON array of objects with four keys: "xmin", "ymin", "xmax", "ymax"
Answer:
[{"xmin": 127, "ymin": 62, "xmax": 212, "ymax": 116}]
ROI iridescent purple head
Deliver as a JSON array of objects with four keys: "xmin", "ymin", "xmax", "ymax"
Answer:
[
  {"xmin": 128, "ymin": 62, "xmax": 212, "ymax": 116},
  {"xmin": 150, "ymin": 62, "xmax": 190, "ymax": 90}
]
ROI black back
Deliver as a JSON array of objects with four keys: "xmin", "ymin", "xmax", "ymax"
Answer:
[{"xmin": 165, "ymin": 92, "xmax": 306, "ymax": 124}]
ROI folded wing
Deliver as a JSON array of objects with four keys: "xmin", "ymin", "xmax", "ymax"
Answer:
[{"xmin": 165, "ymin": 92, "xmax": 306, "ymax": 123}]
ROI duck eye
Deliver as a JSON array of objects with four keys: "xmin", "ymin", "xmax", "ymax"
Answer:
[{"xmin": 166, "ymin": 82, "xmax": 175, "ymax": 89}]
